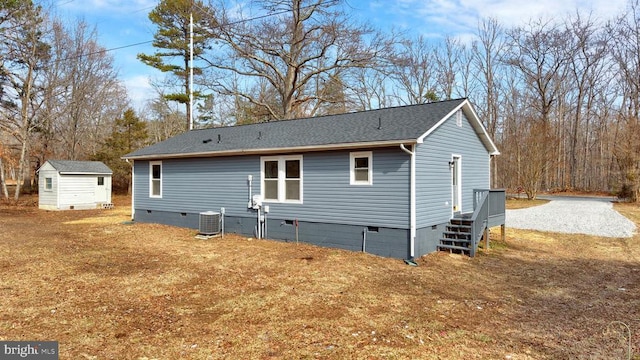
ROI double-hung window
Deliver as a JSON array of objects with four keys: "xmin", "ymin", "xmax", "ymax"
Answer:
[
  {"xmin": 261, "ymin": 155, "xmax": 302, "ymax": 203},
  {"xmin": 350, "ymin": 151, "xmax": 372, "ymax": 185},
  {"xmin": 150, "ymin": 161, "xmax": 162, "ymax": 198},
  {"xmin": 45, "ymin": 177, "xmax": 53, "ymax": 191}
]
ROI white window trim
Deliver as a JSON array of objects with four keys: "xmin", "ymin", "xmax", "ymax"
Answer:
[
  {"xmin": 260, "ymin": 155, "xmax": 303, "ymax": 204},
  {"xmin": 456, "ymin": 109, "xmax": 463, "ymax": 127},
  {"xmin": 44, "ymin": 177, "xmax": 53, "ymax": 191},
  {"xmin": 149, "ymin": 161, "xmax": 162, "ymax": 198},
  {"xmin": 350, "ymin": 151, "xmax": 373, "ymax": 186}
]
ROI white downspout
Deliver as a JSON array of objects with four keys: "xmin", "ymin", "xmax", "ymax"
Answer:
[{"xmin": 400, "ymin": 144, "xmax": 416, "ymax": 259}]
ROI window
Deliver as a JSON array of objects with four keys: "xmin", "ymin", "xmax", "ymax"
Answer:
[
  {"xmin": 456, "ymin": 109, "xmax": 463, "ymax": 127},
  {"xmin": 261, "ymin": 155, "xmax": 302, "ymax": 203},
  {"xmin": 264, "ymin": 160, "xmax": 279, "ymax": 200},
  {"xmin": 97, "ymin": 176, "xmax": 104, "ymax": 186},
  {"xmin": 45, "ymin": 177, "xmax": 52, "ymax": 191},
  {"xmin": 150, "ymin": 161, "xmax": 162, "ymax": 198},
  {"xmin": 350, "ymin": 151, "xmax": 372, "ymax": 185}
]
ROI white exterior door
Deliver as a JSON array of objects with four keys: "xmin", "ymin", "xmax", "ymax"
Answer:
[{"xmin": 95, "ymin": 176, "xmax": 108, "ymax": 202}]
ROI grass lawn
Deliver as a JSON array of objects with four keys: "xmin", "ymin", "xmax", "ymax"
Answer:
[
  {"xmin": 506, "ymin": 198, "xmax": 550, "ymax": 210},
  {"xmin": 1, "ymin": 196, "xmax": 638, "ymax": 359}
]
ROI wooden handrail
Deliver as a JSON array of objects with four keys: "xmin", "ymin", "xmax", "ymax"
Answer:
[{"xmin": 469, "ymin": 189, "xmax": 506, "ymax": 257}]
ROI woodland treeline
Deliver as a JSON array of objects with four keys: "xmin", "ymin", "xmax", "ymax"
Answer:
[{"xmin": 1, "ymin": 0, "xmax": 639, "ymax": 201}]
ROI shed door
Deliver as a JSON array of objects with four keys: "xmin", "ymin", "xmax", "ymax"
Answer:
[
  {"xmin": 95, "ymin": 176, "xmax": 108, "ymax": 202},
  {"xmin": 451, "ymin": 156, "xmax": 461, "ymax": 213}
]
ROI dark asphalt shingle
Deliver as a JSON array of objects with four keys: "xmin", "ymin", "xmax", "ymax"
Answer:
[
  {"xmin": 125, "ymin": 99, "xmax": 468, "ymax": 159},
  {"xmin": 47, "ymin": 160, "xmax": 112, "ymax": 174}
]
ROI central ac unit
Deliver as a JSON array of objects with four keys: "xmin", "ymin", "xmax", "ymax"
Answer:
[{"xmin": 199, "ymin": 211, "xmax": 221, "ymax": 235}]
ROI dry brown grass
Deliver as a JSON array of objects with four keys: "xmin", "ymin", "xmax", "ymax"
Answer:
[
  {"xmin": 506, "ymin": 198, "xmax": 550, "ymax": 210},
  {"xmin": 1, "ymin": 195, "xmax": 639, "ymax": 359}
]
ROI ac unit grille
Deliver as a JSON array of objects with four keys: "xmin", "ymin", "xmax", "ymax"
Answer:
[{"xmin": 199, "ymin": 211, "xmax": 221, "ymax": 235}]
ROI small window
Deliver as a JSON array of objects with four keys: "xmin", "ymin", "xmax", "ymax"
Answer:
[
  {"xmin": 261, "ymin": 155, "xmax": 303, "ymax": 203},
  {"xmin": 97, "ymin": 176, "xmax": 104, "ymax": 186},
  {"xmin": 45, "ymin": 177, "xmax": 52, "ymax": 190},
  {"xmin": 150, "ymin": 161, "xmax": 162, "ymax": 198},
  {"xmin": 350, "ymin": 151, "xmax": 372, "ymax": 185}
]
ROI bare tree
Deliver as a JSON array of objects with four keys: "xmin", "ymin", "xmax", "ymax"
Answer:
[
  {"xmin": 144, "ymin": 87, "xmax": 188, "ymax": 143},
  {"xmin": 562, "ymin": 13, "xmax": 612, "ymax": 190},
  {"xmin": 434, "ymin": 36, "xmax": 464, "ymax": 100},
  {"xmin": 387, "ymin": 35, "xmax": 438, "ymax": 105},
  {"xmin": 202, "ymin": 0, "xmax": 390, "ymax": 121},
  {"xmin": 472, "ymin": 18, "xmax": 506, "ymax": 138},
  {"xmin": 43, "ymin": 19, "xmax": 127, "ymax": 161},
  {"xmin": 609, "ymin": 0, "xmax": 640, "ymax": 201},
  {"xmin": 504, "ymin": 19, "xmax": 572, "ymax": 196},
  {"xmin": 0, "ymin": 1, "xmax": 48, "ymax": 199},
  {"xmin": 346, "ymin": 66, "xmax": 392, "ymax": 111}
]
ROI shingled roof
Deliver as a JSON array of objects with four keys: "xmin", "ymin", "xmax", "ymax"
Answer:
[
  {"xmin": 124, "ymin": 98, "xmax": 499, "ymax": 160},
  {"xmin": 46, "ymin": 160, "xmax": 112, "ymax": 174}
]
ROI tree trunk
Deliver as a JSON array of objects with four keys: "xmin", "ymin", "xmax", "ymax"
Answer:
[
  {"xmin": 14, "ymin": 55, "xmax": 35, "ymax": 201},
  {"xmin": 0, "ymin": 158, "xmax": 9, "ymax": 200}
]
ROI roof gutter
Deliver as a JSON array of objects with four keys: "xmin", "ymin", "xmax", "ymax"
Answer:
[
  {"xmin": 399, "ymin": 143, "xmax": 416, "ymax": 260},
  {"xmin": 122, "ymin": 139, "xmax": 417, "ymax": 161}
]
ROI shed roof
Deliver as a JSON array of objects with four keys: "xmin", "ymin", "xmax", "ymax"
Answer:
[
  {"xmin": 44, "ymin": 160, "xmax": 112, "ymax": 175},
  {"xmin": 124, "ymin": 98, "xmax": 499, "ymax": 160}
]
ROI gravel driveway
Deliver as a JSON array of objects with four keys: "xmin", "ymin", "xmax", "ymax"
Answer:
[{"xmin": 506, "ymin": 196, "xmax": 636, "ymax": 238}]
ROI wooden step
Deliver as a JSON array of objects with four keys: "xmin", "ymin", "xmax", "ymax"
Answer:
[
  {"xmin": 437, "ymin": 244, "xmax": 472, "ymax": 252},
  {"xmin": 449, "ymin": 219, "xmax": 473, "ymax": 225},
  {"xmin": 447, "ymin": 223, "xmax": 471, "ymax": 229},
  {"xmin": 440, "ymin": 238, "xmax": 471, "ymax": 246},
  {"xmin": 440, "ymin": 237, "xmax": 471, "ymax": 243},
  {"xmin": 442, "ymin": 231, "xmax": 471, "ymax": 239}
]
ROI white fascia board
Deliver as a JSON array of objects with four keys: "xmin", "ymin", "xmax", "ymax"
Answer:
[{"xmin": 416, "ymin": 99, "xmax": 500, "ymax": 155}]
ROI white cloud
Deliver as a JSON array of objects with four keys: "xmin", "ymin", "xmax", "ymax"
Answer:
[
  {"xmin": 123, "ymin": 75, "xmax": 154, "ymax": 111},
  {"xmin": 371, "ymin": 0, "xmax": 628, "ymax": 36}
]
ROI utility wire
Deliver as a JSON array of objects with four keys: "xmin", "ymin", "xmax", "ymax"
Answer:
[{"xmin": 47, "ymin": 0, "xmax": 341, "ymax": 65}]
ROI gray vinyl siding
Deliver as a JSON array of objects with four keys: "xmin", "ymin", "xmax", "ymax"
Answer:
[
  {"xmin": 134, "ymin": 156, "xmax": 260, "ymax": 218},
  {"xmin": 415, "ymin": 111, "xmax": 490, "ymax": 228},
  {"xmin": 38, "ymin": 168, "xmax": 58, "ymax": 208},
  {"xmin": 133, "ymin": 147, "xmax": 410, "ymax": 229},
  {"xmin": 265, "ymin": 148, "xmax": 409, "ymax": 228}
]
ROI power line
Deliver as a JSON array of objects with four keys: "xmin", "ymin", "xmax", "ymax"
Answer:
[{"xmin": 44, "ymin": 0, "xmax": 342, "ymax": 68}]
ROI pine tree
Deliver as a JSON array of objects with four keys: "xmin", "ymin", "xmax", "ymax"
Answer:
[
  {"xmin": 137, "ymin": 0, "xmax": 212, "ymax": 131},
  {"xmin": 93, "ymin": 109, "xmax": 148, "ymax": 194}
]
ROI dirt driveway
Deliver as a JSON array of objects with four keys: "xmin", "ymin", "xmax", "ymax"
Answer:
[{"xmin": 506, "ymin": 196, "xmax": 636, "ymax": 237}]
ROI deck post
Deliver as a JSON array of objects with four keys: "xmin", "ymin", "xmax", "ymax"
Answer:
[{"xmin": 484, "ymin": 227, "xmax": 489, "ymax": 250}]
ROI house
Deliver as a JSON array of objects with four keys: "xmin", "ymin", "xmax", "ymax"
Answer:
[
  {"xmin": 38, "ymin": 160, "xmax": 113, "ymax": 210},
  {"xmin": 123, "ymin": 98, "xmax": 505, "ymax": 259}
]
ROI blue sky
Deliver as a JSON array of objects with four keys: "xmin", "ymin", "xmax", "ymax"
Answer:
[{"xmin": 50, "ymin": 0, "xmax": 629, "ymax": 110}]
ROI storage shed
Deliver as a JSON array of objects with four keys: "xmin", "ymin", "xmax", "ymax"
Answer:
[{"xmin": 38, "ymin": 160, "xmax": 113, "ymax": 210}]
